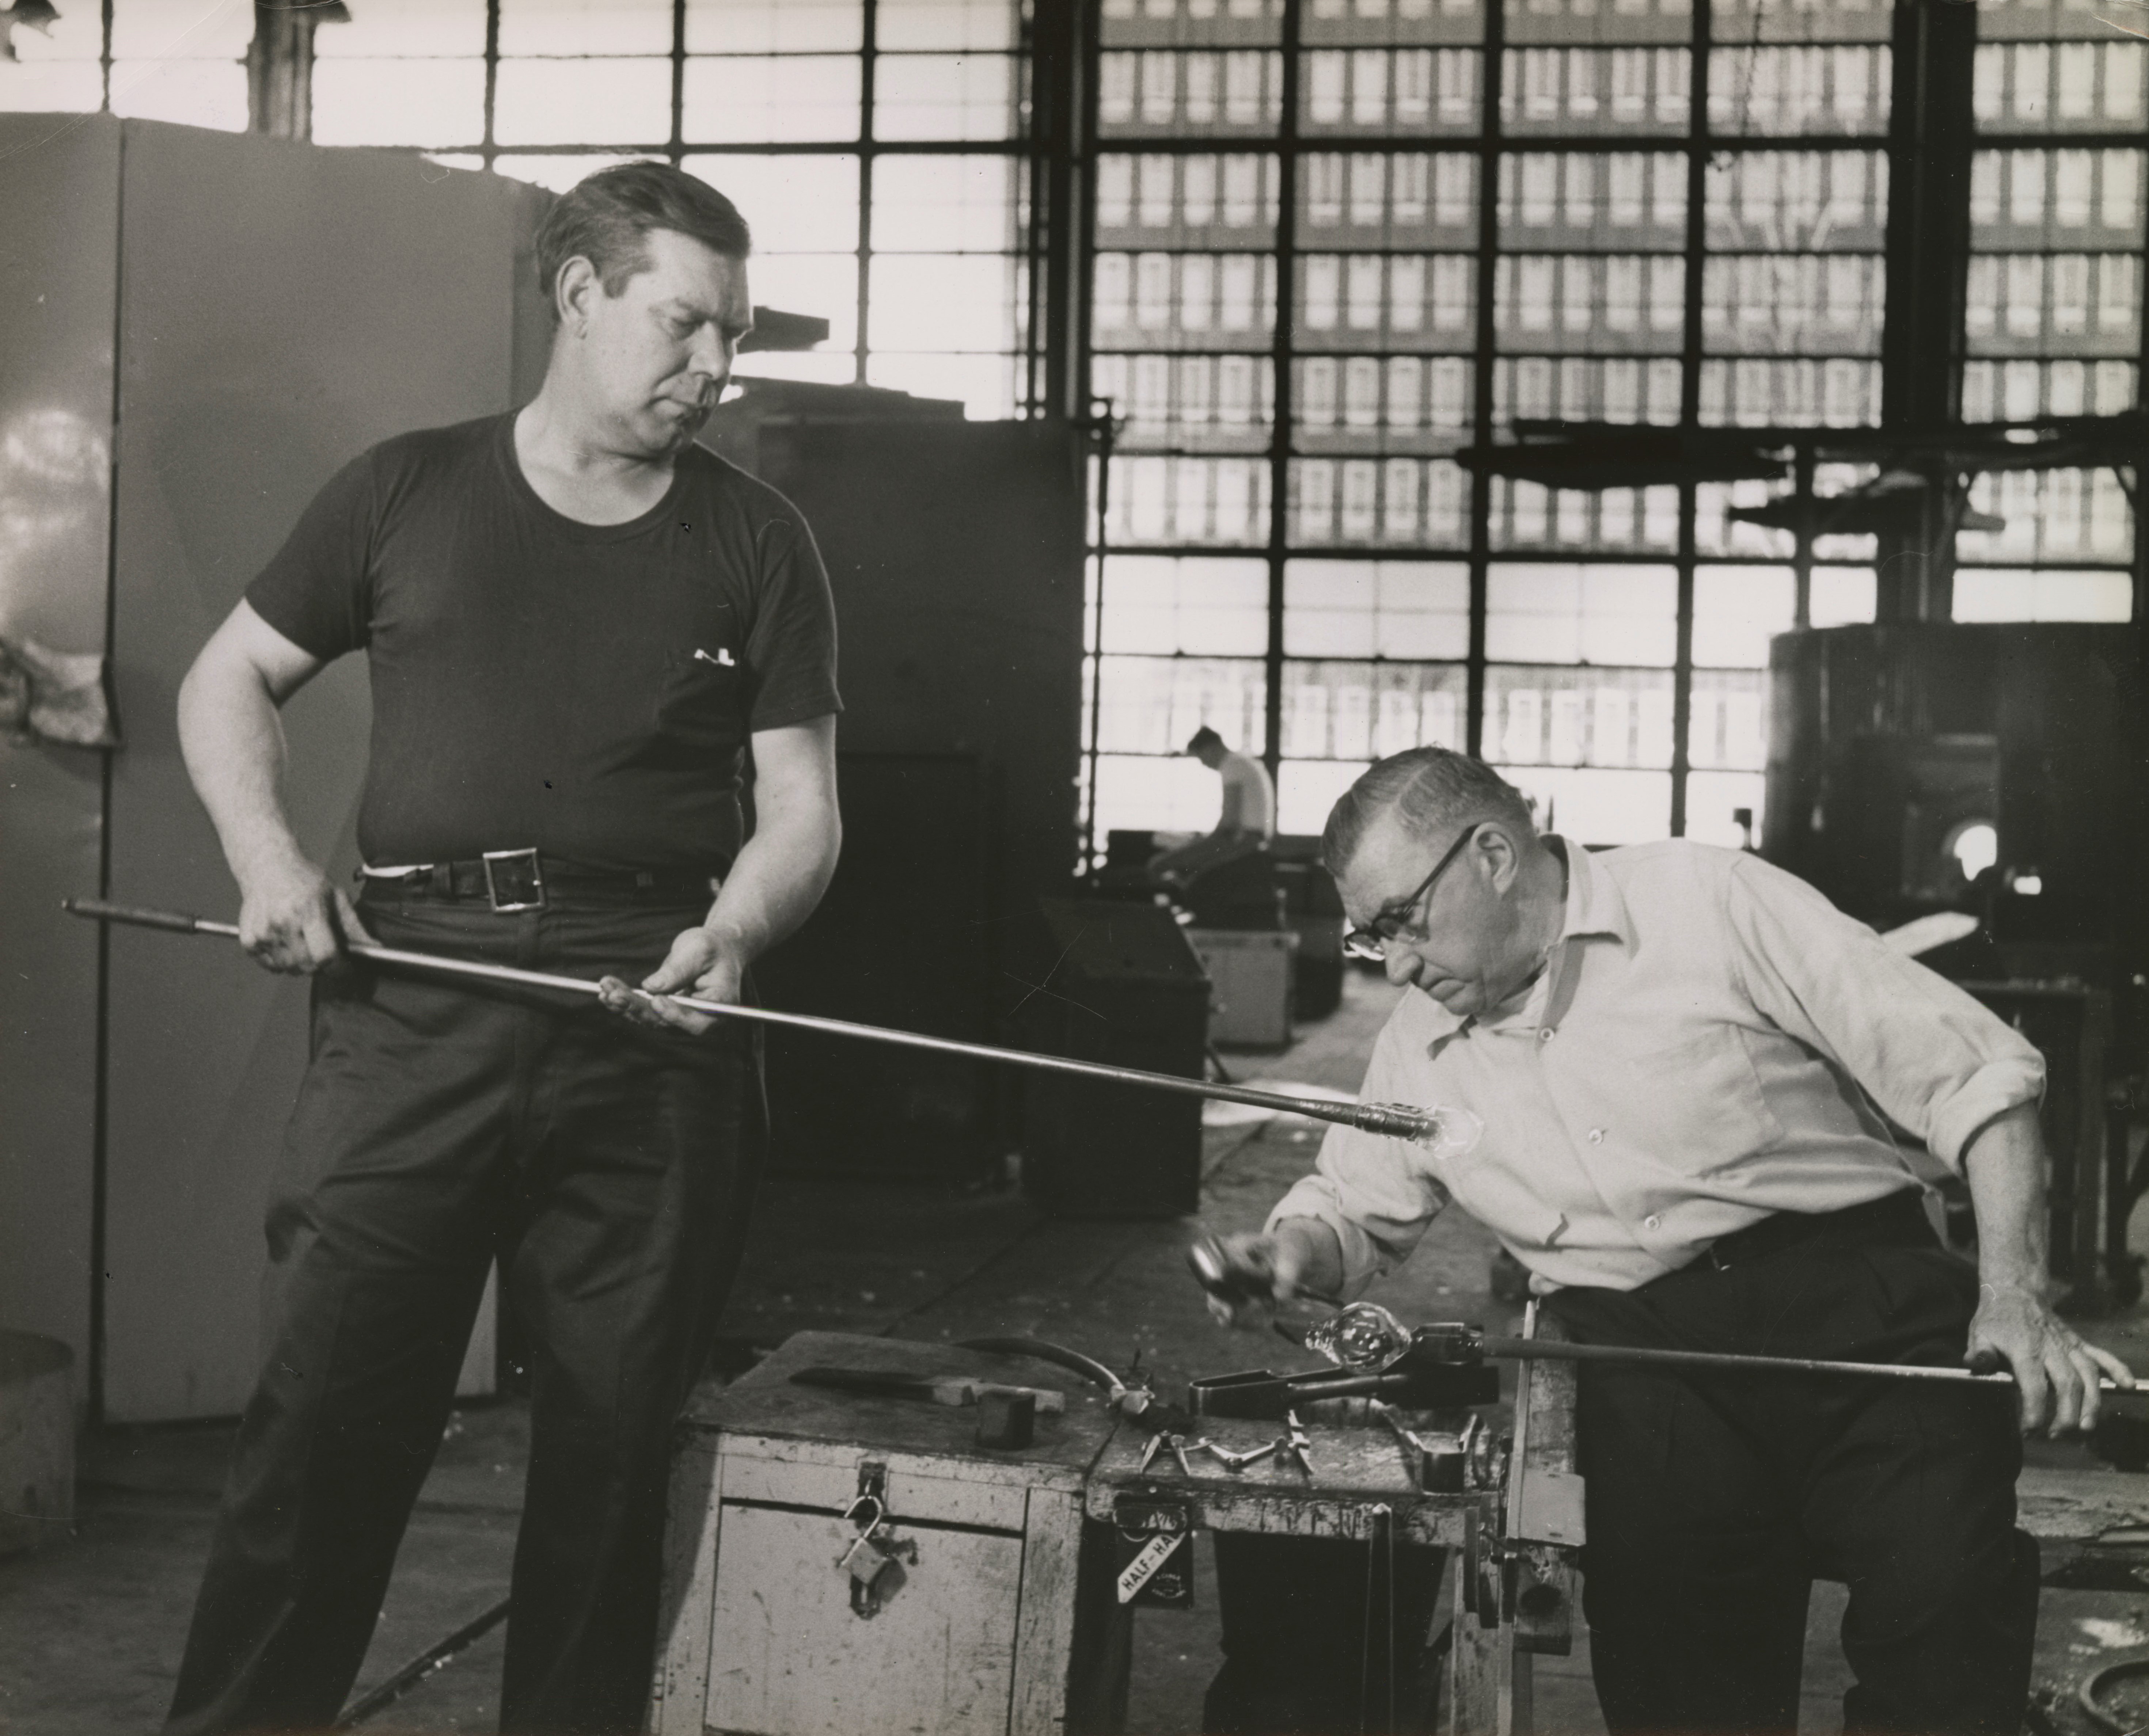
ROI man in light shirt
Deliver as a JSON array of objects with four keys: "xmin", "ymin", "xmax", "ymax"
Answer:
[
  {"xmin": 1150, "ymin": 726, "xmax": 1277, "ymax": 885},
  {"xmin": 1207, "ymin": 747, "xmax": 2129, "ymax": 1736}
]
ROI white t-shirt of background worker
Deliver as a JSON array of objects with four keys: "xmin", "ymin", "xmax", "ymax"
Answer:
[{"xmin": 1216, "ymin": 749, "xmax": 1276, "ymax": 838}]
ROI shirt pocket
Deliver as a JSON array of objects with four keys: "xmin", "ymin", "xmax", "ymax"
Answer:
[
  {"xmin": 1438, "ymin": 1147, "xmax": 1571, "ymax": 1251},
  {"xmin": 1601, "ymin": 1024, "xmax": 1784, "ymax": 1175},
  {"xmin": 652, "ymin": 644, "xmax": 745, "ymax": 754}
]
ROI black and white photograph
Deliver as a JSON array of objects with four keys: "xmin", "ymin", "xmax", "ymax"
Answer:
[{"xmin": 0, "ymin": 0, "xmax": 2144, "ymax": 1731}]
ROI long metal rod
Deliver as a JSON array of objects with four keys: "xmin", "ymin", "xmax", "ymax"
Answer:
[
  {"xmin": 63, "ymin": 898, "xmax": 1436, "ymax": 1140},
  {"xmin": 334, "ymin": 1596, "xmax": 510, "ymax": 1728},
  {"xmin": 1481, "ymin": 1335, "xmax": 2123, "ymax": 1389}
]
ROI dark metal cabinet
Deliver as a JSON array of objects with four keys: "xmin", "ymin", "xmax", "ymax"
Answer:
[{"xmin": 748, "ymin": 418, "xmax": 1088, "ymax": 1185}]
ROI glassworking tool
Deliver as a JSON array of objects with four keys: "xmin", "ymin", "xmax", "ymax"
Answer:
[
  {"xmin": 1305, "ymin": 1301, "xmax": 2138, "ymax": 1390},
  {"xmin": 1368, "ymin": 1399, "xmax": 1471, "ymax": 1493},
  {"xmin": 1278, "ymin": 1410, "xmax": 1314, "ymax": 1479},
  {"xmin": 63, "ymin": 898, "xmax": 1484, "ymax": 1151},
  {"xmin": 1186, "ymin": 1357, "xmax": 1500, "ymax": 1420},
  {"xmin": 1136, "ymin": 1431, "xmax": 1202, "ymax": 1478},
  {"xmin": 787, "ymin": 1366, "xmax": 1067, "ymax": 1415},
  {"xmin": 1192, "ymin": 1438, "xmax": 1278, "ymax": 1473},
  {"xmin": 1370, "ymin": 1400, "xmax": 1429, "ymax": 1492}
]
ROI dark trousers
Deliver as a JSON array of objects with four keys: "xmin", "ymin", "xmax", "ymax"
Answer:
[
  {"xmin": 1544, "ymin": 1192, "xmax": 2038, "ymax": 1736},
  {"xmin": 1206, "ymin": 1533, "xmax": 1448, "ymax": 1736},
  {"xmin": 164, "ymin": 895, "xmax": 766, "ymax": 1736}
]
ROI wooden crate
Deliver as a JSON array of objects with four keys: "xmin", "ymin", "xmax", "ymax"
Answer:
[
  {"xmin": 651, "ymin": 1332, "xmax": 1128, "ymax": 1736},
  {"xmin": 1186, "ymin": 928, "xmax": 1296, "ymax": 1050}
]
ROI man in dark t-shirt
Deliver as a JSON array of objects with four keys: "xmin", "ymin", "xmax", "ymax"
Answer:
[{"xmin": 164, "ymin": 165, "xmax": 841, "ymax": 1736}]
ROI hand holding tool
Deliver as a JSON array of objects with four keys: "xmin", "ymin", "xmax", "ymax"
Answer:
[{"xmin": 1186, "ymin": 1229, "xmax": 1345, "ymax": 1317}]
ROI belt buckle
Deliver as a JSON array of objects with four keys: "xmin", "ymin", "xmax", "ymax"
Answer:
[{"xmin": 482, "ymin": 848, "xmax": 546, "ymax": 913}]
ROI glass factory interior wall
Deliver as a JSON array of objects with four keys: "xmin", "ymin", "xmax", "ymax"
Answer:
[
  {"xmin": 0, "ymin": 115, "xmax": 121, "ymax": 1387},
  {"xmin": 0, "ymin": 0, "xmax": 2136, "ymax": 858}
]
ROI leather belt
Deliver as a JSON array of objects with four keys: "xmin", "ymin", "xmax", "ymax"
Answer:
[{"xmin": 357, "ymin": 849, "xmax": 719, "ymax": 912}]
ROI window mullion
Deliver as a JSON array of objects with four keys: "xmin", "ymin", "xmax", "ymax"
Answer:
[{"xmin": 1266, "ymin": 0, "xmax": 1305, "ymax": 779}]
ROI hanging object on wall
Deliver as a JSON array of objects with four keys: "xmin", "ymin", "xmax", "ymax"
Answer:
[
  {"xmin": 0, "ymin": 634, "xmax": 115, "ymax": 749},
  {"xmin": 0, "ymin": 0, "xmax": 60, "ymax": 64}
]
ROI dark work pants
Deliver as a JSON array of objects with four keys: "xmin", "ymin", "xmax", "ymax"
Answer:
[
  {"xmin": 1206, "ymin": 1533, "xmax": 1448, "ymax": 1736},
  {"xmin": 164, "ymin": 894, "xmax": 766, "ymax": 1736},
  {"xmin": 1544, "ymin": 1199, "xmax": 2038, "ymax": 1736}
]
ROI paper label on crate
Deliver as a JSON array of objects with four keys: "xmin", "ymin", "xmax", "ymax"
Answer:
[{"xmin": 1116, "ymin": 1530, "xmax": 1186, "ymax": 1604}]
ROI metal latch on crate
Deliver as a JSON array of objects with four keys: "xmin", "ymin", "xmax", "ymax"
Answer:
[{"xmin": 1114, "ymin": 1493, "xmax": 1195, "ymax": 1608}]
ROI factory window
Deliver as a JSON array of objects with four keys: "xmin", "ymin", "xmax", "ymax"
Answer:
[
  {"xmin": 1957, "ymin": 0, "xmax": 2142, "ymax": 622},
  {"xmin": 109, "ymin": 0, "xmax": 252, "ymax": 130},
  {"xmin": 1081, "ymin": 0, "xmax": 1912, "ymax": 852},
  {"xmin": 7, "ymin": 0, "xmax": 1039, "ymax": 425}
]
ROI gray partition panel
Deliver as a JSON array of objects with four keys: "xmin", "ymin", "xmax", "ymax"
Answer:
[
  {"xmin": 101, "ymin": 125, "xmax": 533, "ymax": 1420},
  {"xmin": 0, "ymin": 114, "xmax": 122, "ymax": 1383}
]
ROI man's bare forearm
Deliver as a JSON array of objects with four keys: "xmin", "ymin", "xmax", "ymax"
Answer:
[
  {"xmin": 176, "ymin": 609, "xmax": 356, "ymax": 973},
  {"xmin": 177, "ymin": 651, "xmax": 310, "ymax": 891},
  {"xmin": 699, "ymin": 800, "xmax": 840, "ymax": 966},
  {"xmin": 1961, "ymin": 1101, "xmax": 2050, "ymax": 1293},
  {"xmin": 1960, "ymin": 1099, "xmax": 2134, "ymax": 1432}
]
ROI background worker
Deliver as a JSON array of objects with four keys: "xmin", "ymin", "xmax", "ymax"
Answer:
[
  {"xmin": 1150, "ymin": 724, "xmax": 1276, "ymax": 885},
  {"xmin": 163, "ymin": 164, "xmax": 842, "ymax": 1735},
  {"xmin": 1206, "ymin": 746, "xmax": 2130, "ymax": 1736}
]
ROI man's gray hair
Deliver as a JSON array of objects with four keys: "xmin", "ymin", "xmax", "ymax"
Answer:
[{"xmin": 1321, "ymin": 748, "xmax": 1535, "ymax": 873}]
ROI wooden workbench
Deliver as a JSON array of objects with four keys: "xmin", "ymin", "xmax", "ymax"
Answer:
[{"xmin": 652, "ymin": 1327, "xmax": 1582, "ymax": 1736}]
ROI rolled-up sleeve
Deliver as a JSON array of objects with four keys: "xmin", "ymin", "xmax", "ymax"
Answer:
[
  {"xmin": 1265, "ymin": 1013, "xmax": 1453, "ymax": 1296},
  {"xmin": 1724, "ymin": 854, "xmax": 2044, "ymax": 1169}
]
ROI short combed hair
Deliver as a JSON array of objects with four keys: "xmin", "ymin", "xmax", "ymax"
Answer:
[
  {"xmin": 1321, "ymin": 748, "xmax": 1535, "ymax": 875},
  {"xmin": 534, "ymin": 163, "xmax": 752, "ymax": 317},
  {"xmin": 1186, "ymin": 726, "xmax": 1224, "ymax": 753}
]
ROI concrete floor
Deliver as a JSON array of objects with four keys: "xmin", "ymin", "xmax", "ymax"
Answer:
[{"xmin": 5, "ymin": 967, "xmax": 2149, "ymax": 1734}]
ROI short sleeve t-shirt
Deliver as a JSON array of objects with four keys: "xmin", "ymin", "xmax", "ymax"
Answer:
[
  {"xmin": 246, "ymin": 413, "xmax": 841, "ymax": 873},
  {"xmin": 1218, "ymin": 750, "xmax": 1276, "ymax": 838}
]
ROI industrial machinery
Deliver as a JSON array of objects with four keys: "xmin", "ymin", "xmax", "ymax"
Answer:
[{"xmin": 1763, "ymin": 622, "xmax": 2144, "ymax": 986}]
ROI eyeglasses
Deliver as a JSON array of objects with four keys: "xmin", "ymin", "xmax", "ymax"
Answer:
[{"xmin": 1342, "ymin": 825, "xmax": 1478, "ymax": 962}]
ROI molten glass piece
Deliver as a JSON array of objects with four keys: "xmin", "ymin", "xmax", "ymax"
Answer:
[
  {"xmin": 1303, "ymin": 1301, "xmax": 1416, "ymax": 1373},
  {"xmin": 1356, "ymin": 1101, "xmax": 1485, "ymax": 1161}
]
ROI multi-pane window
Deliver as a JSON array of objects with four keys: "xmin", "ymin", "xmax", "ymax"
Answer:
[
  {"xmin": 1082, "ymin": 0, "xmax": 1905, "ymax": 850},
  {"xmin": 8, "ymin": 2, "xmax": 2137, "ymax": 851},
  {"xmin": 0, "ymin": 0, "xmax": 254, "ymax": 127},
  {"xmin": 1956, "ymin": 0, "xmax": 2142, "ymax": 624},
  {"xmin": 5, "ymin": 0, "xmax": 1037, "ymax": 423}
]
